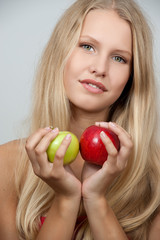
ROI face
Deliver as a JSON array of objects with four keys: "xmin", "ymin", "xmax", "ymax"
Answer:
[{"xmin": 64, "ymin": 9, "xmax": 132, "ymax": 114}]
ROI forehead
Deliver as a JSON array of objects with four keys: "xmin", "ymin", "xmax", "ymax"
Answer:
[{"xmin": 80, "ymin": 9, "xmax": 132, "ymax": 52}]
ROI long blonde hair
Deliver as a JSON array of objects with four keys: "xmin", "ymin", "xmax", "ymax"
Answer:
[{"xmin": 16, "ymin": 0, "xmax": 160, "ymax": 239}]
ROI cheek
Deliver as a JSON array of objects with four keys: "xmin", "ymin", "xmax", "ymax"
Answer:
[
  {"xmin": 63, "ymin": 51, "xmax": 87, "ymax": 92},
  {"xmin": 63, "ymin": 59, "xmax": 79, "ymax": 97},
  {"xmin": 109, "ymin": 73, "xmax": 130, "ymax": 103},
  {"xmin": 119, "ymin": 77, "xmax": 129, "ymax": 91},
  {"xmin": 111, "ymin": 67, "xmax": 130, "ymax": 90},
  {"xmin": 64, "ymin": 57, "xmax": 80, "ymax": 83},
  {"xmin": 63, "ymin": 59, "xmax": 74, "ymax": 89}
]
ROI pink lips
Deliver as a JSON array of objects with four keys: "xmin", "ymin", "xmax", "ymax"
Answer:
[{"xmin": 79, "ymin": 79, "xmax": 107, "ymax": 94}]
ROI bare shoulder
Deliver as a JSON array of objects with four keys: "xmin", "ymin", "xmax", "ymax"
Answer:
[
  {"xmin": 0, "ymin": 139, "xmax": 26, "ymax": 238},
  {"xmin": 0, "ymin": 138, "xmax": 27, "ymax": 192},
  {"xmin": 0, "ymin": 139, "xmax": 23, "ymax": 159},
  {"xmin": 0, "ymin": 139, "xmax": 24, "ymax": 180},
  {"xmin": 0, "ymin": 139, "xmax": 25, "ymax": 201}
]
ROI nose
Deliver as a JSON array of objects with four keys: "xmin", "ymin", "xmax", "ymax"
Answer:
[{"xmin": 89, "ymin": 55, "xmax": 108, "ymax": 78}]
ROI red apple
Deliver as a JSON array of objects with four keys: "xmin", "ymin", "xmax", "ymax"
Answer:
[{"xmin": 79, "ymin": 125, "xmax": 120, "ymax": 166}]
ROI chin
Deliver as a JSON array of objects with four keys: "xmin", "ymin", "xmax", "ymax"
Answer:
[
  {"xmin": 68, "ymin": 94, "xmax": 109, "ymax": 113},
  {"xmin": 72, "ymin": 102, "xmax": 108, "ymax": 114}
]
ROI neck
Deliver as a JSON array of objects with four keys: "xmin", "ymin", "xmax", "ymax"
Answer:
[
  {"xmin": 69, "ymin": 105, "xmax": 108, "ymax": 140},
  {"xmin": 68, "ymin": 105, "xmax": 108, "ymax": 181}
]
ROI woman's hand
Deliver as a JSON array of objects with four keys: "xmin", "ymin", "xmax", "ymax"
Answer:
[
  {"xmin": 25, "ymin": 127, "xmax": 81, "ymax": 199},
  {"xmin": 81, "ymin": 122, "xmax": 132, "ymax": 240},
  {"xmin": 81, "ymin": 122, "xmax": 133, "ymax": 201}
]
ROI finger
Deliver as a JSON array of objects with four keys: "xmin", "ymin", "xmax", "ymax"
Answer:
[
  {"xmin": 98, "ymin": 122, "xmax": 133, "ymax": 150},
  {"xmin": 108, "ymin": 123, "xmax": 133, "ymax": 169},
  {"xmin": 108, "ymin": 122, "xmax": 132, "ymax": 142},
  {"xmin": 117, "ymin": 145, "xmax": 130, "ymax": 169},
  {"xmin": 25, "ymin": 127, "xmax": 52, "ymax": 164},
  {"xmin": 53, "ymin": 134, "xmax": 72, "ymax": 168},
  {"xmin": 98, "ymin": 122, "xmax": 133, "ymax": 159},
  {"xmin": 25, "ymin": 127, "xmax": 59, "ymax": 175},
  {"xmin": 100, "ymin": 131, "xmax": 118, "ymax": 162},
  {"xmin": 95, "ymin": 121, "xmax": 109, "ymax": 128},
  {"xmin": 25, "ymin": 127, "xmax": 53, "ymax": 151},
  {"xmin": 96, "ymin": 121, "xmax": 132, "ymax": 142},
  {"xmin": 25, "ymin": 128, "xmax": 51, "ymax": 171},
  {"xmin": 108, "ymin": 122, "xmax": 133, "ymax": 160},
  {"xmin": 34, "ymin": 128, "xmax": 59, "ymax": 169},
  {"xmin": 100, "ymin": 131, "xmax": 124, "ymax": 177}
]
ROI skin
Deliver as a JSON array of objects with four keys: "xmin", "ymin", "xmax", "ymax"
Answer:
[{"xmin": 0, "ymin": 9, "xmax": 160, "ymax": 240}]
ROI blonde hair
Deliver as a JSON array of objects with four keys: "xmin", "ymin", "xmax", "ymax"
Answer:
[{"xmin": 15, "ymin": 0, "xmax": 160, "ymax": 239}]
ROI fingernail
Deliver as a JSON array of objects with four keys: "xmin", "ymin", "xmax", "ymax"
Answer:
[
  {"xmin": 65, "ymin": 134, "xmax": 71, "ymax": 140},
  {"xmin": 45, "ymin": 127, "xmax": 52, "ymax": 130},
  {"xmin": 52, "ymin": 127, "xmax": 59, "ymax": 132},
  {"xmin": 100, "ymin": 131, "xmax": 106, "ymax": 138},
  {"xmin": 109, "ymin": 122, "xmax": 116, "ymax": 127}
]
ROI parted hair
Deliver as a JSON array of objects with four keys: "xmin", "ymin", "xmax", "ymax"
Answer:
[{"xmin": 15, "ymin": 0, "xmax": 160, "ymax": 239}]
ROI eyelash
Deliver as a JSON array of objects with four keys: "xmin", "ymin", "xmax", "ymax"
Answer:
[
  {"xmin": 79, "ymin": 43, "xmax": 127, "ymax": 63},
  {"xmin": 79, "ymin": 43, "xmax": 94, "ymax": 52},
  {"xmin": 113, "ymin": 56, "xmax": 126, "ymax": 63}
]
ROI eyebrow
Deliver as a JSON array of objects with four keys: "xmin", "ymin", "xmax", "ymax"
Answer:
[
  {"xmin": 80, "ymin": 35, "xmax": 132, "ymax": 57},
  {"xmin": 113, "ymin": 49, "xmax": 132, "ymax": 57},
  {"xmin": 79, "ymin": 35, "xmax": 100, "ymax": 45}
]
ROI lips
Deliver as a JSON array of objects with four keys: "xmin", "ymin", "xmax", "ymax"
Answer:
[{"xmin": 79, "ymin": 79, "xmax": 107, "ymax": 92}]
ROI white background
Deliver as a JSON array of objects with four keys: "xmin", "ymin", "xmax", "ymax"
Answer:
[{"xmin": 0, "ymin": 0, "xmax": 160, "ymax": 144}]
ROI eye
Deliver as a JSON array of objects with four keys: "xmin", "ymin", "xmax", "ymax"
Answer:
[
  {"xmin": 80, "ymin": 44, "xmax": 94, "ymax": 52},
  {"xmin": 113, "ymin": 56, "xmax": 126, "ymax": 63}
]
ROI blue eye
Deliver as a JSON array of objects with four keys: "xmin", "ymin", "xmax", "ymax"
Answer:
[
  {"xmin": 113, "ymin": 56, "xmax": 125, "ymax": 63},
  {"xmin": 81, "ymin": 44, "xmax": 94, "ymax": 52}
]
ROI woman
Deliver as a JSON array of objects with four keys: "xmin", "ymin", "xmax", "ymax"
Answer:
[{"xmin": 0, "ymin": 0, "xmax": 160, "ymax": 239}]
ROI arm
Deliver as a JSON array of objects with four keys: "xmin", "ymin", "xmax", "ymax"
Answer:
[
  {"xmin": 37, "ymin": 195, "xmax": 80, "ymax": 240},
  {"xmin": 82, "ymin": 122, "xmax": 133, "ymax": 239},
  {"xmin": 25, "ymin": 127, "xmax": 82, "ymax": 240},
  {"xmin": 84, "ymin": 196, "xmax": 128, "ymax": 240},
  {"xmin": 0, "ymin": 141, "xmax": 20, "ymax": 240}
]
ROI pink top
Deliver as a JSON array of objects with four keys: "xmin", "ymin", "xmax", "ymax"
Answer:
[{"xmin": 40, "ymin": 216, "xmax": 46, "ymax": 226}]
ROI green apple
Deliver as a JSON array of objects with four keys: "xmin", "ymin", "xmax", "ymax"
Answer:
[{"xmin": 47, "ymin": 131, "xmax": 79, "ymax": 165}]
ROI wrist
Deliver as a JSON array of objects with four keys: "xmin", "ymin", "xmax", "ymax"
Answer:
[
  {"xmin": 54, "ymin": 193, "xmax": 81, "ymax": 207},
  {"xmin": 83, "ymin": 192, "xmax": 106, "ymax": 204},
  {"xmin": 83, "ymin": 195, "xmax": 109, "ymax": 214},
  {"xmin": 45, "ymin": 194, "xmax": 81, "ymax": 223}
]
